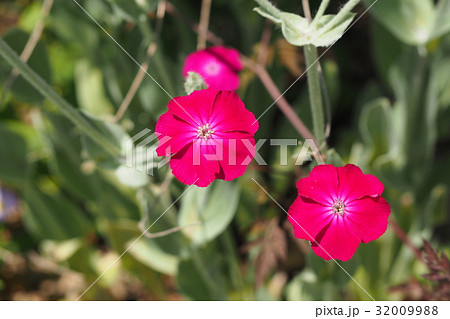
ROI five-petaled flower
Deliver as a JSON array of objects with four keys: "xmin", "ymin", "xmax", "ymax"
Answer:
[
  {"xmin": 182, "ymin": 46, "xmax": 242, "ymax": 91},
  {"xmin": 287, "ymin": 164, "xmax": 390, "ymax": 261},
  {"xmin": 155, "ymin": 88, "xmax": 258, "ymax": 187}
]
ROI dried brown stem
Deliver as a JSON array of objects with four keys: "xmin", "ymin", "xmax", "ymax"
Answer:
[
  {"xmin": 242, "ymin": 56, "xmax": 315, "ymax": 140},
  {"xmin": 113, "ymin": 1, "xmax": 167, "ymax": 122},
  {"xmin": 301, "ymin": 0, "xmax": 312, "ymax": 23},
  {"xmin": 257, "ymin": 20, "xmax": 272, "ymax": 67},
  {"xmin": 0, "ymin": 0, "xmax": 54, "ymax": 105},
  {"xmin": 197, "ymin": 0, "xmax": 212, "ymax": 50},
  {"xmin": 143, "ymin": 222, "xmax": 201, "ymax": 239},
  {"xmin": 165, "ymin": 2, "xmax": 223, "ymax": 46}
]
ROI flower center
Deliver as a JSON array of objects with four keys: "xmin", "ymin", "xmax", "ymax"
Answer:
[
  {"xmin": 332, "ymin": 199, "xmax": 345, "ymax": 216},
  {"xmin": 205, "ymin": 62, "xmax": 220, "ymax": 75},
  {"xmin": 197, "ymin": 123, "xmax": 214, "ymax": 140}
]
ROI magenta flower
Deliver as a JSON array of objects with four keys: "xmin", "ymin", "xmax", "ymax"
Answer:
[
  {"xmin": 155, "ymin": 88, "xmax": 258, "ymax": 187},
  {"xmin": 287, "ymin": 164, "xmax": 390, "ymax": 261},
  {"xmin": 182, "ymin": 46, "xmax": 243, "ymax": 91}
]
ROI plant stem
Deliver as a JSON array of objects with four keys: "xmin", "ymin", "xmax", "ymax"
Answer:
[
  {"xmin": 220, "ymin": 229, "xmax": 245, "ymax": 292},
  {"xmin": 303, "ymin": 44, "xmax": 325, "ymax": 146},
  {"xmin": 0, "ymin": 38, "xmax": 121, "ymax": 157},
  {"xmin": 241, "ymin": 56, "xmax": 315, "ymax": 141},
  {"xmin": 314, "ymin": 0, "xmax": 330, "ymax": 22},
  {"xmin": 114, "ymin": 1, "xmax": 166, "ymax": 122},
  {"xmin": 137, "ymin": 18, "xmax": 176, "ymax": 96},
  {"xmin": 197, "ymin": 0, "xmax": 212, "ymax": 50},
  {"xmin": 302, "ymin": 0, "xmax": 312, "ymax": 23}
]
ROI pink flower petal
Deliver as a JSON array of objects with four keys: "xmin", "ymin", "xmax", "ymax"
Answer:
[
  {"xmin": 288, "ymin": 196, "xmax": 334, "ymax": 242},
  {"xmin": 311, "ymin": 216, "xmax": 361, "ymax": 261},
  {"xmin": 297, "ymin": 164, "xmax": 339, "ymax": 205},
  {"xmin": 345, "ymin": 196, "xmax": 391, "ymax": 243},
  {"xmin": 155, "ymin": 88, "xmax": 258, "ymax": 187},
  {"xmin": 337, "ymin": 164, "xmax": 384, "ymax": 202},
  {"xmin": 288, "ymin": 163, "xmax": 390, "ymax": 261},
  {"xmin": 214, "ymin": 132, "xmax": 256, "ymax": 181},
  {"xmin": 167, "ymin": 89, "xmax": 218, "ymax": 126},
  {"xmin": 183, "ymin": 46, "xmax": 242, "ymax": 91},
  {"xmin": 209, "ymin": 91, "xmax": 259, "ymax": 135},
  {"xmin": 155, "ymin": 112, "xmax": 197, "ymax": 156},
  {"xmin": 169, "ymin": 141, "xmax": 220, "ymax": 187}
]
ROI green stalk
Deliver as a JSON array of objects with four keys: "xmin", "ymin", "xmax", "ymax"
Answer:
[
  {"xmin": 0, "ymin": 38, "xmax": 121, "ymax": 157},
  {"xmin": 304, "ymin": 44, "xmax": 325, "ymax": 146},
  {"xmin": 314, "ymin": 0, "xmax": 331, "ymax": 22},
  {"xmin": 220, "ymin": 229, "xmax": 245, "ymax": 293}
]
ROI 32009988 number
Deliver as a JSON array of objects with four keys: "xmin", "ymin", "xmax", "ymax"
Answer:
[{"xmin": 376, "ymin": 306, "xmax": 438, "ymax": 316}]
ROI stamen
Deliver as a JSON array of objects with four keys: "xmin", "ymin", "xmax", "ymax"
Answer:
[
  {"xmin": 197, "ymin": 123, "xmax": 214, "ymax": 140},
  {"xmin": 332, "ymin": 199, "xmax": 345, "ymax": 216}
]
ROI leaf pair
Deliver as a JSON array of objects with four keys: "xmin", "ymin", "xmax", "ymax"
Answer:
[{"xmin": 254, "ymin": 0, "xmax": 355, "ymax": 47}]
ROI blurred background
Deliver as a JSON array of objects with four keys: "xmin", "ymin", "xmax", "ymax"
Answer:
[{"xmin": 0, "ymin": 0, "xmax": 449, "ymax": 300}]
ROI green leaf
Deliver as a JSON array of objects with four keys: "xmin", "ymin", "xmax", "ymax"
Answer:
[
  {"xmin": 0, "ymin": 28, "xmax": 51, "ymax": 104},
  {"xmin": 254, "ymin": 7, "xmax": 355, "ymax": 47},
  {"xmin": 431, "ymin": 0, "xmax": 450, "ymax": 40},
  {"xmin": 74, "ymin": 60, "xmax": 114, "ymax": 117},
  {"xmin": 2, "ymin": 120, "xmax": 44, "ymax": 153},
  {"xmin": 0, "ymin": 123, "xmax": 28, "ymax": 185},
  {"xmin": 279, "ymin": 12, "xmax": 310, "ymax": 46},
  {"xmin": 43, "ymin": 113, "xmax": 98, "ymax": 201},
  {"xmin": 424, "ymin": 184, "xmax": 448, "ymax": 227},
  {"xmin": 92, "ymin": 173, "xmax": 142, "ymax": 220},
  {"xmin": 176, "ymin": 247, "xmax": 228, "ymax": 300},
  {"xmin": 371, "ymin": 21, "xmax": 405, "ymax": 84},
  {"xmin": 178, "ymin": 180, "xmax": 240, "ymax": 246},
  {"xmin": 80, "ymin": 111, "xmax": 129, "ymax": 169},
  {"xmin": 114, "ymin": 165, "xmax": 149, "ymax": 188},
  {"xmin": 106, "ymin": 0, "xmax": 158, "ymax": 22},
  {"xmin": 128, "ymin": 239, "xmax": 179, "ymax": 276},
  {"xmin": 23, "ymin": 182, "xmax": 93, "ymax": 241},
  {"xmin": 325, "ymin": 148, "xmax": 344, "ymax": 166},
  {"xmin": 102, "ymin": 219, "xmax": 180, "ymax": 276},
  {"xmin": 359, "ymin": 98, "xmax": 395, "ymax": 162},
  {"xmin": 364, "ymin": 0, "xmax": 435, "ymax": 45},
  {"xmin": 312, "ymin": 13, "xmax": 355, "ymax": 47},
  {"xmin": 41, "ymin": 238, "xmax": 83, "ymax": 262}
]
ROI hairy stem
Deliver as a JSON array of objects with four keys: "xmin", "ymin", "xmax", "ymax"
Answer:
[
  {"xmin": 303, "ymin": 44, "xmax": 325, "ymax": 147},
  {"xmin": 314, "ymin": 0, "xmax": 330, "ymax": 22},
  {"xmin": 0, "ymin": 38, "xmax": 120, "ymax": 156}
]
